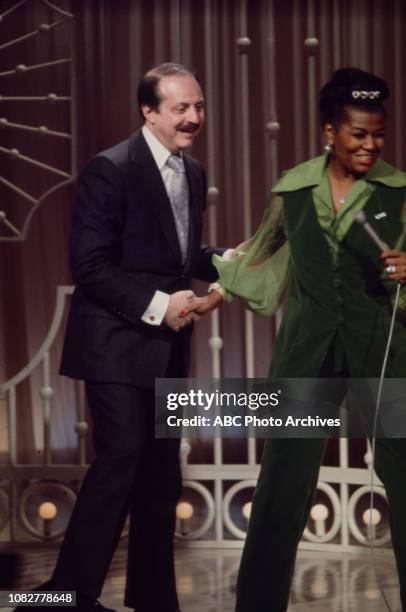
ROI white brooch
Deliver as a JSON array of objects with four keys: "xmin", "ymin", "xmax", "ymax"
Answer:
[
  {"xmin": 351, "ymin": 90, "xmax": 381, "ymax": 100},
  {"xmin": 374, "ymin": 212, "xmax": 387, "ymax": 220}
]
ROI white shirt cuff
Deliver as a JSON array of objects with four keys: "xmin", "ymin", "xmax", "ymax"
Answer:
[
  {"xmin": 141, "ymin": 290, "xmax": 170, "ymax": 326},
  {"xmin": 208, "ymin": 282, "xmax": 225, "ymax": 297}
]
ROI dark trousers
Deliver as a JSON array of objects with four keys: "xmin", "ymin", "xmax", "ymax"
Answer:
[
  {"xmin": 52, "ymin": 383, "xmax": 182, "ymax": 612},
  {"xmin": 236, "ymin": 340, "xmax": 406, "ymax": 612}
]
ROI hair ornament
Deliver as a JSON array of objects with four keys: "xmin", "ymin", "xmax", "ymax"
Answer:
[{"xmin": 351, "ymin": 90, "xmax": 381, "ymax": 100}]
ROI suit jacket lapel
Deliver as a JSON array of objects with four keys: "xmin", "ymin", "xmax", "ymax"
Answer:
[{"xmin": 129, "ymin": 131, "xmax": 182, "ymax": 263}]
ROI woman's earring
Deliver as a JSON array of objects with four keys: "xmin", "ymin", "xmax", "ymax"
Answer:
[{"xmin": 324, "ymin": 143, "xmax": 332, "ymax": 153}]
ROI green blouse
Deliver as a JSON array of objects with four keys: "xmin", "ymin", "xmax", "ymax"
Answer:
[{"xmin": 214, "ymin": 154, "xmax": 406, "ymax": 316}]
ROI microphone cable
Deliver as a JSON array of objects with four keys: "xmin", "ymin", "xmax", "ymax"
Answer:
[{"xmin": 368, "ymin": 281, "xmax": 401, "ymax": 612}]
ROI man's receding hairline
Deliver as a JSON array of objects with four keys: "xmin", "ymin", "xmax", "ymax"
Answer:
[{"xmin": 155, "ymin": 74, "xmax": 202, "ymax": 104}]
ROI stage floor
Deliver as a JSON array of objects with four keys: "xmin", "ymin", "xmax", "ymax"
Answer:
[{"xmin": 4, "ymin": 545, "xmax": 401, "ymax": 611}]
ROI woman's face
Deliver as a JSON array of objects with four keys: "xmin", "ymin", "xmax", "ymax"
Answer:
[{"xmin": 325, "ymin": 108, "xmax": 386, "ymax": 175}]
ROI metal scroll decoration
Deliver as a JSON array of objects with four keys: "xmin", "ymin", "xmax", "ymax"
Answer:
[{"xmin": 0, "ymin": 0, "xmax": 76, "ymax": 241}]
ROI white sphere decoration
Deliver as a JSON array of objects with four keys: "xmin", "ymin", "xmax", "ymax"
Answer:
[
  {"xmin": 236, "ymin": 37, "xmax": 252, "ymax": 51},
  {"xmin": 310, "ymin": 503, "xmax": 329, "ymax": 521},
  {"xmin": 38, "ymin": 502, "xmax": 57, "ymax": 520},
  {"xmin": 209, "ymin": 336, "xmax": 223, "ymax": 351},
  {"xmin": 40, "ymin": 386, "xmax": 54, "ymax": 400},
  {"xmin": 0, "ymin": 211, "xmax": 6, "ymax": 220},
  {"xmin": 47, "ymin": 93, "xmax": 58, "ymax": 102},
  {"xmin": 207, "ymin": 186, "xmax": 219, "ymax": 199},
  {"xmin": 207, "ymin": 186, "xmax": 219, "ymax": 207},
  {"xmin": 265, "ymin": 121, "xmax": 280, "ymax": 136},
  {"xmin": 364, "ymin": 451, "xmax": 373, "ymax": 466},
  {"xmin": 20, "ymin": 483, "xmax": 77, "ymax": 540},
  {"xmin": 0, "ymin": 118, "xmax": 7, "ymax": 127},
  {"xmin": 347, "ymin": 485, "xmax": 390, "ymax": 546},
  {"xmin": 362, "ymin": 508, "xmax": 381, "ymax": 526},
  {"xmin": 16, "ymin": 64, "xmax": 27, "ymax": 74},
  {"xmin": 10, "ymin": 148, "xmax": 20, "ymax": 159},
  {"xmin": 304, "ymin": 37, "xmax": 319, "ymax": 49},
  {"xmin": 242, "ymin": 502, "xmax": 252, "ymax": 519},
  {"xmin": 39, "ymin": 23, "xmax": 51, "ymax": 33},
  {"xmin": 176, "ymin": 501, "xmax": 194, "ymax": 520},
  {"xmin": 175, "ymin": 481, "xmax": 215, "ymax": 540},
  {"xmin": 74, "ymin": 421, "xmax": 89, "ymax": 436}
]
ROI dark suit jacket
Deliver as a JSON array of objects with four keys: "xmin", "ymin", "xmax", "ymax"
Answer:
[{"xmin": 60, "ymin": 130, "xmax": 221, "ymax": 388}]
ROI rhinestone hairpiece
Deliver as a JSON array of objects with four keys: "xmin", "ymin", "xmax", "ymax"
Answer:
[{"xmin": 351, "ymin": 90, "xmax": 381, "ymax": 100}]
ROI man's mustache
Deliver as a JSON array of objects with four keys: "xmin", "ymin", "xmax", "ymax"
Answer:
[{"xmin": 178, "ymin": 123, "xmax": 200, "ymax": 133}]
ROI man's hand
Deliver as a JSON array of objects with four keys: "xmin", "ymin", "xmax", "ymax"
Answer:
[
  {"xmin": 179, "ymin": 290, "xmax": 224, "ymax": 318},
  {"xmin": 164, "ymin": 290, "xmax": 200, "ymax": 332}
]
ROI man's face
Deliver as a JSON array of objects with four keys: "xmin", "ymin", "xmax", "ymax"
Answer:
[{"xmin": 143, "ymin": 75, "xmax": 205, "ymax": 152}]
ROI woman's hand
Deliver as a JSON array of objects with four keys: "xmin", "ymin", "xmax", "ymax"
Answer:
[
  {"xmin": 178, "ymin": 290, "xmax": 224, "ymax": 318},
  {"xmin": 381, "ymin": 249, "xmax": 406, "ymax": 284}
]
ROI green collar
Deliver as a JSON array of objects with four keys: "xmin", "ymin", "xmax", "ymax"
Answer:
[{"xmin": 272, "ymin": 154, "xmax": 406, "ymax": 193}]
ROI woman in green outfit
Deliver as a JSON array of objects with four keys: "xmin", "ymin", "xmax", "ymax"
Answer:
[{"xmin": 183, "ymin": 68, "xmax": 406, "ymax": 611}]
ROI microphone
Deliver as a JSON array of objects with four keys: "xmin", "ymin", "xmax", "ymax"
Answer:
[{"xmin": 354, "ymin": 210, "xmax": 389, "ymax": 252}]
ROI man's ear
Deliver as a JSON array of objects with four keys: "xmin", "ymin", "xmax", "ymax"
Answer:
[
  {"xmin": 324, "ymin": 123, "xmax": 335, "ymax": 146},
  {"xmin": 141, "ymin": 104, "xmax": 155, "ymax": 125}
]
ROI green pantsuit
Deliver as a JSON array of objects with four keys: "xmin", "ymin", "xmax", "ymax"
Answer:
[{"xmin": 214, "ymin": 155, "xmax": 406, "ymax": 611}]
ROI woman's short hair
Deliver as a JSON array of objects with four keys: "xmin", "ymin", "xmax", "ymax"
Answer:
[
  {"xmin": 137, "ymin": 62, "xmax": 200, "ymax": 116},
  {"xmin": 319, "ymin": 67, "xmax": 389, "ymax": 128}
]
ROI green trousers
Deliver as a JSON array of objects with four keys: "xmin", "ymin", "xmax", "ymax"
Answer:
[
  {"xmin": 235, "ymin": 437, "xmax": 406, "ymax": 611},
  {"xmin": 236, "ymin": 338, "xmax": 406, "ymax": 611}
]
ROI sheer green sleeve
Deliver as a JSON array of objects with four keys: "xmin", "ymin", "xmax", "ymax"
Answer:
[{"xmin": 213, "ymin": 193, "xmax": 290, "ymax": 317}]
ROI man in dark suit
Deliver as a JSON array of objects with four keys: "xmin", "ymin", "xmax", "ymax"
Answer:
[{"xmin": 49, "ymin": 63, "xmax": 221, "ymax": 612}]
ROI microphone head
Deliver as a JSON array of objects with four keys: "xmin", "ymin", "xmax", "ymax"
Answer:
[{"xmin": 354, "ymin": 210, "xmax": 366, "ymax": 224}]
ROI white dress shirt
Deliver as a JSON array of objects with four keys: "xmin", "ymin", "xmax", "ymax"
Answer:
[{"xmin": 140, "ymin": 125, "xmax": 182, "ymax": 326}]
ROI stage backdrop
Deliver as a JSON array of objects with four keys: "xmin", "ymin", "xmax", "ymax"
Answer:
[{"xmin": 0, "ymin": 0, "xmax": 405, "ymax": 553}]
